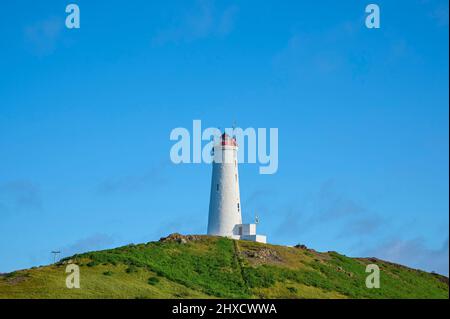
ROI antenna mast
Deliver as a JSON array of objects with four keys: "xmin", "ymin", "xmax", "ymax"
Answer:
[{"xmin": 51, "ymin": 251, "xmax": 61, "ymax": 264}]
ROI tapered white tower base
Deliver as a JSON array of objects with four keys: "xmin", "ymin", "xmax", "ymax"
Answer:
[
  {"xmin": 207, "ymin": 133, "xmax": 266, "ymax": 243},
  {"xmin": 207, "ymin": 133, "xmax": 242, "ymax": 237}
]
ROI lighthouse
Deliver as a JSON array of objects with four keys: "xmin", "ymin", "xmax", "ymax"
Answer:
[{"xmin": 207, "ymin": 132, "xmax": 266, "ymax": 243}]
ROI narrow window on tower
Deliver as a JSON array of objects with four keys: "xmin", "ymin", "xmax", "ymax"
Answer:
[
  {"xmin": 235, "ymin": 174, "xmax": 237, "ymax": 182},
  {"xmin": 237, "ymin": 203, "xmax": 240, "ymax": 211}
]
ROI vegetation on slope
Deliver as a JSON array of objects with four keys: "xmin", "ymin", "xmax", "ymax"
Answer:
[{"xmin": 0, "ymin": 234, "xmax": 448, "ymax": 299}]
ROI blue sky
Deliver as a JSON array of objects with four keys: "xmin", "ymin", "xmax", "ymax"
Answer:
[{"xmin": 0, "ymin": 0, "xmax": 448, "ymax": 276}]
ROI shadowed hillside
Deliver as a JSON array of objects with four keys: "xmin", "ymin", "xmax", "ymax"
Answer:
[{"xmin": 0, "ymin": 234, "xmax": 448, "ymax": 299}]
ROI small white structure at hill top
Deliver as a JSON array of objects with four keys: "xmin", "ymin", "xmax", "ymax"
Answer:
[{"xmin": 207, "ymin": 132, "xmax": 267, "ymax": 243}]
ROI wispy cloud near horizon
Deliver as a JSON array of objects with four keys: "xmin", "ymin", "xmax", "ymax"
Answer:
[
  {"xmin": 361, "ymin": 237, "xmax": 449, "ymax": 276},
  {"xmin": 58, "ymin": 233, "xmax": 118, "ymax": 259},
  {"xmin": 275, "ymin": 180, "xmax": 381, "ymax": 239}
]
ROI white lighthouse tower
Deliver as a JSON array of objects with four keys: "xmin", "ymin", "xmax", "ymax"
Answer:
[{"xmin": 207, "ymin": 132, "xmax": 266, "ymax": 243}]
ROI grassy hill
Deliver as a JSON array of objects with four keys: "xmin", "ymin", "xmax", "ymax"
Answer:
[{"xmin": 0, "ymin": 234, "xmax": 448, "ymax": 299}]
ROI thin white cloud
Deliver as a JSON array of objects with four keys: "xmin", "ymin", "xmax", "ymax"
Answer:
[
  {"xmin": 96, "ymin": 162, "xmax": 169, "ymax": 195},
  {"xmin": 0, "ymin": 180, "xmax": 43, "ymax": 215},
  {"xmin": 23, "ymin": 16, "xmax": 64, "ymax": 56},
  {"xmin": 152, "ymin": 0, "xmax": 239, "ymax": 45}
]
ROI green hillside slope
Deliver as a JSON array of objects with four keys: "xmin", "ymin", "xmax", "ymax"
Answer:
[{"xmin": 0, "ymin": 234, "xmax": 448, "ymax": 299}]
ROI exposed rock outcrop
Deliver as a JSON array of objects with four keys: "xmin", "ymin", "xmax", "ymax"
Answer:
[
  {"xmin": 159, "ymin": 233, "xmax": 203, "ymax": 243},
  {"xmin": 241, "ymin": 248, "xmax": 282, "ymax": 263}
]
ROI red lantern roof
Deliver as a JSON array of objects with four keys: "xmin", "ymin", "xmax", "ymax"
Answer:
[{"xmin": 220, "ymin": 133, "xmax": 237, "ymax": 146}]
